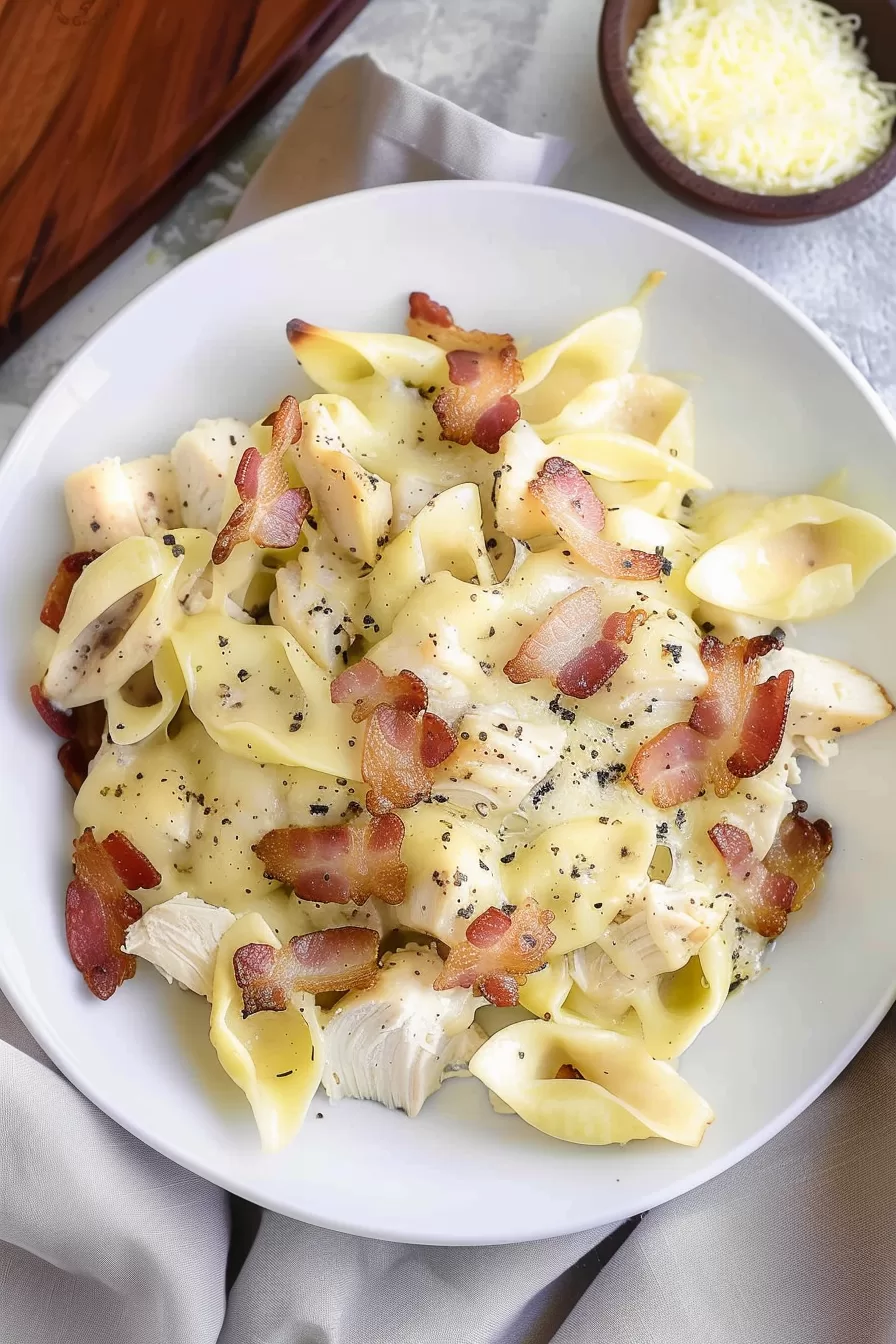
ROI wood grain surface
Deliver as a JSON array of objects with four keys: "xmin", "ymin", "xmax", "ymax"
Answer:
[{"xmin": 0, "ymin": 0, "xmax": 370, "ymax": 361}]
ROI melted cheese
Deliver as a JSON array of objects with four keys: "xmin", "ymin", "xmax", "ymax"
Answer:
[{"xmin": 628, "ymin": 0, "xmax": 896, "ymax": 195}]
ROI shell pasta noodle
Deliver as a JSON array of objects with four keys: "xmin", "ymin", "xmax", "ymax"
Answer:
[{"xmin": 30, "ymin": 285, "xmax": 896, "ymax": 1153}]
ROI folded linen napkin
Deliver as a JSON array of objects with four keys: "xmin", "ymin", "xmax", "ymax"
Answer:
[{"xmin": 1, "ymin": 52, "xmax": 893, "ymax": 1344}]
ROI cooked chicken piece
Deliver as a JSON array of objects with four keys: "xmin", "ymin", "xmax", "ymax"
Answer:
[
  {"xmin": 298, "ymin": 403, "xmax": 392, "ymax": 565},
  {"xmin": 270, "ymin": 525, "xmax": 367, "ymax": 671},
  {"xmin": 596, "ymin": 881, "xmax": 724, "ymax": 982},
  {"xmin": 572, "ymin": 881, "xmax": 725, "ymax": 1012},
  {"xmin": 122, "ymin": 454, "xmax": 182, "ymax": 534},
  {"xmin": 322, "ymin": 945, "xmax": 485, "ymax": 1116},
  {"xmin": 430, "ymin": 712, "xmax": 566, "ymax": 820},
  {"xmin": 65, "ymin": 454, "xmax": 186, "ymax": 552},
  {"xmin": 124, "ymin": 894, "xmax": 236, "ymax": 999},
  {"xmin": 65, "ymin": 458, "xmax": 145, "ymax": 551},
  {"xmin": 171, "ymin": 417, "xmax": 255, "ymax": 530},
  {"xmin": 765, "ymin": 646, "xmax": 892, "ymax": 747}
]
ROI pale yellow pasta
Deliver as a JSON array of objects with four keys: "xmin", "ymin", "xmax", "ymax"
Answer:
[
  {"xmin": 288, "ymin": 322, "xmax": 447, "ymax": 394},
  {"xmin": 210, "ymin": 913, "xmax": 324, "ymax": 1152},
  {"xmin": 398, "ymin": 808, "xmax": 506, "ymax": 944},
  {"xmin": 517, "ymin": 955, "xmax": 573, "ymax": 1021},
  {"xmin": 516, "ymin": 308, "xmax": 644, "ymax": 423},
  {"xmin": 633, "ymin": 924, "xmax": 733, "ymax": 1060},
  {"xmin": 534, "ymin": 373, "xmax": 695, "ymax": 461},
  {"xmin": 105, "ymin": 642, "xmax": 186, "ymax": 746},
  {"xmin": 298, "ymin": 401, "xmax": 393, "ymax": 566},
  {"xmin": 171, "ymin": 609, "xmax": 361, "ymax": 774},
  {"xmin": 76, "ymin": 716, "xmax": 366, "ymax": 921},
  {"xmin": 468, "ymin": 1019, "xmax": 713, "ymax": 1146},
  {"xmin": 502, "ymin": 815, "xmax": 655, "ymax": 956},
  {"xmin": 495, "ymin": 420, "xmax": 709, "ymax": 541},
  {"xmin": 686, "ymin": 494, "xmax": 896, "ymax": 621},
  {"xmin": 366, "ymin": 484, "xmax": 495, "ymax": 634}
]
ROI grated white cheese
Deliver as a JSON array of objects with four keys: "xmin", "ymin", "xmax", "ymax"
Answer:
[{"xmin": 628, "ymin": 0, "xmax": 896, "ymax": 195}]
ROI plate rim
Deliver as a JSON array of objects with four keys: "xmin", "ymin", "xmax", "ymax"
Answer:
[{"xmin": 3, "ymin": 178, "xmax": 895, "ymax": 1244}]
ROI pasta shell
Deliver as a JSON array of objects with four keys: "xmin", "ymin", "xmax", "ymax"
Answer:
[{"xmin": 686, "ymin": 495, "xmax": 896, "ymax": 621}]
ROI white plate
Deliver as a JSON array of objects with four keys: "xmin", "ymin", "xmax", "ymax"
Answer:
[{"xmin": 2, "ymin": 181, "xmax": 895, "ymax": 1245}]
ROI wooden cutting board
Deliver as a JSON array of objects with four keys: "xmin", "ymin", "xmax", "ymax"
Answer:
[{"xmin": 0, "ymin": 0, "xmax": 370, "ymax": 362}]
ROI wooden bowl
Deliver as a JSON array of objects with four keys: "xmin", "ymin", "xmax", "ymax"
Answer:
[{"xmin": 598, "ymin": 0, "xmax": 896, "ymax": 223}]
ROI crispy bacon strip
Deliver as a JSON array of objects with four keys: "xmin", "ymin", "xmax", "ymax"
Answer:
[
  {"xmin": 602, "ymin": 608, "xmax": 649, "ymax": 645},
  {"xmin": 65, "ymin": 829, "xmax": 158, "ymax": 1000},
  {"xmin": 30, "ymin": 683, "xmax": 73, "ymax": 738},
  {"xmin": 531, "ymin": 458, "xmax": 663, "ymax": 580},
  {"xmin": 362, "ymin": 704, "xmax": 457, "ymax": 814},
  {"xmin": 689, "ymin": 634, "xmax": 793, "ymax": 796},
  {"xmin": 504, "ymin": 588, "xmax": 602, "ymax": 687},
  {"xmin": 433, "ymin": 899, "xmax": 556, "ymax": 1007},
  {"xmin": 330, "ymin": 659, "xmax": 427, "ymax": 723},
  {"xmin": 708, "ymin": 808, "xmax": 830, "ymax": 938},
  {"xmin": 40, "ymin": 551, "xmax": 100, "ymax": 632},
  {"xmin": 407, "ymin": 292, "xmax": 513, "ymax": 354},
  {"xmin": 504, "ymin": 589, "xmax": 647, "ymax": 700},
  {"xmin": 233, "ymin": 927, "xmax": 380, "ymax": 1015},
  {"xmin": 556, "ymin": 642, "xmax": 628, "ymax": 699},
  {"xmin": 101, "ymin": 831, "xmax": 162, "ymax": 890},
  {"xmin": 763, "ymin": 801, "xmax": 833, "ymax": 912},
  {"xmin": 628, "ymin": 722, "xmax": 709, "ymax": 809},
  {"xmin": 254, "ymin": 814, "xmax": 407, "ymax": 906},
  {"xmin": 433, "ymin": 347, "xmax": 522, "ymax": 454},
  {"xmin": 31, "ymin": 686, "xmax": 106, "ymax": 791},
  {"xmin": 726, "ymin": 670, "xmax": 794, "ymax": 780},
  {"xmin": 212, "ymin": 395, "xmax": 311, "ymax": 563},
  {"xmin": 57, "ymin": 701, "xmax": 107, "ymax": 793},
  {"xmin": 629, "ymin": 634, "xmax": 794, "ymax": 808},
  {"xmin": 709, "ymin": 822, "xmax": 794, "ymax": 936}
]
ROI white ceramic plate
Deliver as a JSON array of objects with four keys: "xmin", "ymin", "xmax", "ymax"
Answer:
[{"xmin": 2, "ymin": 181, "xmax": 895, "ymax": 1245}]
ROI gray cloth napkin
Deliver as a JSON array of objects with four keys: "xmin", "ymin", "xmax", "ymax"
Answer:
[{"xmin": 2, "ymin": 54, "xmax": 894, "ymax": 1344}]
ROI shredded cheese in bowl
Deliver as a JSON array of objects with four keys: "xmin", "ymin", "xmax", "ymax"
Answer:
[{"xmin": 627, "ymin": 0, "xmax": 896, "ymax": 195}]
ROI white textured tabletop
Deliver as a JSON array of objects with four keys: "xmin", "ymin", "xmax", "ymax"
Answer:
[{"xmin": 1, "ymin": 0, "xmax": 894, "ymax": 415}]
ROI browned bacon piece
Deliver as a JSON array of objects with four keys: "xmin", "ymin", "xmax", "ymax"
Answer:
[
  {"xmin": 530, "ymin": 458, "xmax": 663, "ymax": 580},
  {"xmin": 708, "ymin": 806, "xmax": 831, "ymax": 937},
  {"xmin": 433, "ymin": 348, "xmax": 522, "ymax": 454},
  {"xmin": 602, "ymin": 609, "xmax": 649, "ymax": 645},
  {"xmin": 212, "ymin": 396, "xmax": 311, "ymax": 563},
  {"xmin": 503, "ymin": 588, "xmax": 648, "ymax": 700},
  {"xmin": 330, "ymin": 659, "xmax": 427, "ymax": 723},
  {"xmin": 433, "ymin": 899, "xmax": 555, "ymax": 1007},
  {"xmin": 628, "ymin": 722, "xmax": 710, "ymax": 810},
  {"xmin": 40, "ymin": 551, "xmax": 100, "ymax": 632},
  {"xmin": 30, "ymin": 683, "xmax": 74, "ymax": 739},
  {"xmin": 253, "ymin": 814, "xmax": 407, "ymax": 906},
  {"xmin": 763, "ymin": 802, "xmax": 833, "ymax": 914},
  {"xmin": 56, "ymin": 701, "xmax": 107, "ymax": 793},
  {"xmin": 362, "ymin": 704, "xmax": 457, "ymax": 815},
  {"xmin": 232, "ymin": 927, "xmax": 380, "ymax": 1015},
  {"xmin": 689, "ymin": 634, "xmax": 793, "ymax": 795},
  {"xmin": 629, "ymin": 633, "xmax": 794, "ymax": 808},
  {"xmin": 406, "ymin": 291, "xmax": 513, "ymax": 354},
  {"xmin": 65, "ymin": 829, "xmax": 160, "ymax": 1001},
  {"xmin": 30, "ymin": 687, "xmax": 107, "ymax": 792}
]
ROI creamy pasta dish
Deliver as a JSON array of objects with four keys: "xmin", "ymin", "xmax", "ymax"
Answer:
[{"xmin": 30, "ymin": 288, "xmax": 896, "ymax": 1153}]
